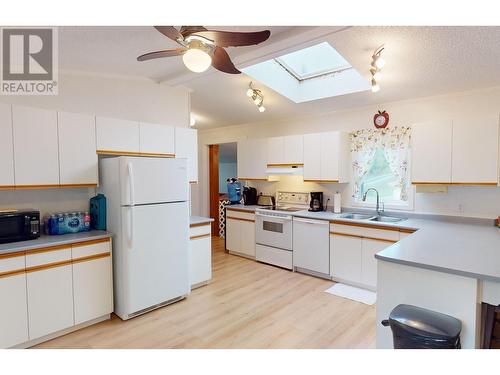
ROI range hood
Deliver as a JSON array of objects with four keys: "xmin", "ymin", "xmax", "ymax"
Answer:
[{"xmin": 265, "ymin": 164, "xmax": 304, "ymax": 176}]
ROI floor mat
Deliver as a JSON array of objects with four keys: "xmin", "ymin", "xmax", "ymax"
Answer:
[{"xmin": 324, "ymin": 283, "xmax": 376, "ymax": 305}]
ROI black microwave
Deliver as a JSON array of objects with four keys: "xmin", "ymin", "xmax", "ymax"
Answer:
[{"xmin": 0, "ymin": 210, "xmax": 40, "ymax": 244}]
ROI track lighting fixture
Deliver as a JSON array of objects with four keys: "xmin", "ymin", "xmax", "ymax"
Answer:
[
  {"xmin": 370, "ymin": 45, "xmax": 385, "ymax": 93},
  {"xmin": 246, "ymin": 82, "xmax": 266, "ymax": 113}
]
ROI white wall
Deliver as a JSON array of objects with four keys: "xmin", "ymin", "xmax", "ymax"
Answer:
[
  {"xmin": 193, "ymin": 86, "xmax": 500, "ymax": 219},
  {"xmin": 0, "ymin": 72, "xmax": 190, "ymax": 218}
]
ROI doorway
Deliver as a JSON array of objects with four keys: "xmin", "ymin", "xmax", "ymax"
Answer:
[{"xmin": 208, "ymin": 142, "xmax": 238, "ymax": 236}]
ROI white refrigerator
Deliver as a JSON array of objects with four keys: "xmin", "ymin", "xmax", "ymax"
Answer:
[{"xmin": 99, "ymin": 156, "xmax": 190, "ymax": 320}]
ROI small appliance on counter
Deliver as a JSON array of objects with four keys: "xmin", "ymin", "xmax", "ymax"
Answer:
[
  {"xmin": 333, "ymin": 192, "xmax": 342, "ymax": 213},
  {"xmin": 0, "ymin": 209, "xmax": 40, "ymax": 244},
  {"xmin": 257, "ymin": 193, "xmax": 275, "ymax": 207},
  {"xmin": 90, "ymin": 193, "xmax": 107, "ymax": 230},
  {"xmin": 44, "ymin": 211, "xmax": 91, "ymax": 235},
  {"xmin": 242, "ymin": 186, "xmax": 258, "ymax": 206},
  {"xmin": 309, "ymin": 192, "xmax": 324, "ymax": 212},
  {"xmin": 227, "ymin": 178, "xmax": 242, "ymax": 205}
]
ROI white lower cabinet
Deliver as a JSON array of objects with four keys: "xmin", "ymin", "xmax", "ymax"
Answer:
[
  {"xmin": 330, "ymin": 234, "xmax": 362, "ymax": 283},
  {"xmin": 0, "ymin": 273, "xmax": 29, "ymax": 348},
  {"xmin": 27, "ymin": 264, "xmax": 74, "ymax": 340},
  {"xmin": 72, "ymin": 240, "xmax": 113, "ymax": 325},
  {"xmin": 189, "ymin": 224, "xmax": 212, "ymax": 288},
  {"xmin": 225, "ymin": 210, "xmax": 255, "ymax": 258},
  {"xmin": 361, "ymin": 238, "xmax": 391, "ymax": 288}
]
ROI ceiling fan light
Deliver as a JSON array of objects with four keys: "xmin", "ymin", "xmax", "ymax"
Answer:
[
  {"xmin": 246, "ymin": 88, "xmax": 254, "ymax": 97},
  {"xmin": 253, "ymin": 97, "xmax": 262, "ymax": 105},
  {"xmin": 371, "ymin": 79, "xmax": 380, "ymax": 93},
  {"xmin": 182, "ymin": 48, "xmax": 212, "ymax": 73},
  {"xmin": 372, "ymin": 70, "xmax": 382, "ymax": 81},
  {"xmin": 374, "ymin": 56, "xmax": 385, "ymax": 69},
  {"xmin": 258, "ymin": 105, "xmax": 266, "ymax": 113}
]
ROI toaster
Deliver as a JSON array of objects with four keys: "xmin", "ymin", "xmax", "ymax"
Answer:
[{"xmin": 257, "ymin": 194, "xmax": 275, "ymax": 207}]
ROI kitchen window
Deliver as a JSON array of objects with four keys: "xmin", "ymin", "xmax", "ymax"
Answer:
[{"xmin": 350, "ymin": 127, "xmax": 412, "ymax": 209}]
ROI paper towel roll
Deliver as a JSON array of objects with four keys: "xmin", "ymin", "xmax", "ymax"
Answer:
[{"xmin": 333, "ymin": 192, "xmax": 341, "ymax": 213}]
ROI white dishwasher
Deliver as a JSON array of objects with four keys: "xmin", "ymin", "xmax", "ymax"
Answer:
[{"xmin": 292, "ymin": 217, "xmax": 330, "ymax": 277}]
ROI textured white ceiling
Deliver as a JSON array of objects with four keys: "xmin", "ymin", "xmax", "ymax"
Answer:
[{"xmin": 59, "ymin": 26, "xmax": 500, "ymax": 129}]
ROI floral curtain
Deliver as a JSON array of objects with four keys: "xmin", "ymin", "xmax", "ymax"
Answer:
[{"xmin": 349, "ymin": 127, "xmax": 411, "ymax": 200}]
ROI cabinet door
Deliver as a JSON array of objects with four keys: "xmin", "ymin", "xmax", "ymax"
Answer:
[
  {"xmin": 321, "ymin": 132, "xmax": 340, "ymax": 181},
  {"xmin": 175, "ymin": 127, "xmax": 198, "ymax": 182},
  {"xmin": 284, "ymin": 135, "xmax": 303, "ymax": 164},
  {"xmin": 267, "ymin": 136, "xmax": 284, "ymax": 165},
  {"xmin": 58, "ymin": 111, "xmax": 98, "ymax": 186},
  {"xmin": 190, "ymin": 235, "xmax": 212, "ymax": 286},
  {"xmin": 303, "ymin": 133, "xmax": 322, "ymax": 181},
  {"xmin": 238, "ymin": 138, "xmax": 267, "ymax": 180},
  {"xmin": 26, "ymin": 264, "xmax": 74, "ymax": 340},
  {"xmin": 140, "ymin": 122, "xmax": 175, "ymax": 156},
  {"xmin": 239, "ymin": 220, "xmax": 256, "ymax": 257},
  {"xmin": 96, "ymin": 116, "xmax": 140, "ymax": 153},
  {"xmin": 12, "ymin": 106, "xmax": 59, "ymax": 186},
  {"xmin": 0, "ymin": 103, "xmax": 14, "ymax": 187},
  {"xmin": 225, "ymin": 218, "xmax": 240, "ymax": 252},
  {"xmin": 452, "ymin": 116, "xmax": 499, "ymax": 184},
  {"xmin": 73, "ymin": 256, "xmax": 113, "ymax": 325},
  {"xmin": 330, "ymin": 234, "xmax": 362, "ymax": 283},
  {"xmin": 361, "ymin": 238, "xmax": 391, "ymax": 288},
  {"xmin": 411, "ymin": 121, "xmax": 452, "ymax": 184}
]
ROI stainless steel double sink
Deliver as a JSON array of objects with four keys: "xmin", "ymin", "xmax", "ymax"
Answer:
[{"xmin": 338, "ymin": 213, "xmax": 406, "ymax": 223}]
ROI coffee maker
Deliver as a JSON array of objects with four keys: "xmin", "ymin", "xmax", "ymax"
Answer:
[
  {"xmin": 242, "ymin": 186, "xmax": 258, "ymax": 205},
  {"xmin": 309, "ymin": 192, "xmax": 324, "ymax": 212}
]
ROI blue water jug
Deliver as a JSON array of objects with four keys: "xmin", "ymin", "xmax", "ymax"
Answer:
[
  {"xmin": 227, "ymin": 179, "xmax": 242, "ymax": 205},
  {"xmin": 89, "ymin": 194, "xmax": 107, "ymax": 230}
]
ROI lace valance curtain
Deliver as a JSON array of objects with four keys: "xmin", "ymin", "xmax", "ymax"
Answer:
[{"xmin": 349, "ymin": 127, "xmax": 412, "ymax": 200}]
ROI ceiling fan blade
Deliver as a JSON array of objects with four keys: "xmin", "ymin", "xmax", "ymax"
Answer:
[
  {"xmin": 154, "ymin": 26, "xmax": 183, "ymax": 42},
  {"xmin": 137, "ymin": 48, "xmax": 186, "ymax": 62},
  {"xmin": 212, "ymin": 47, "xmax": 240, "ymax": 74},
  {"xmin": 192, "ymin": 30, "xmax": 271, "ymax": 47},
  {"xmin": 180, "ymin": 26, "xmax": 207, "ymax": 37}
]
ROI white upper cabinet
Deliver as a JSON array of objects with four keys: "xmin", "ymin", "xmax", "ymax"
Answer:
[
  {"xmin": 411, "ymin": 120, "xmax": 453, "ymax": 184},
  {"xmin": 96, "ymin": 116, "xmax": 140, "ymax": 153},
  {"xmin": 267, "ymin": 135, "xmax": 303, "ymax": 165},
  {"xmin": 58, "ymin": 112, "xmax": 98, "ymax": 186},
  {"xmin": 12, "ymin": 106, "xmax": 60, "ymax": 187},
  {"xmin": 175, "ymin": 127, "xmax": 198, "ymax": 183},
  {"xmin": 139, "ymin": 122, "xmax": 175, "ymax": 156},
  {"xmin": 283, "ymin": 135, "xmax": 304, "ymax": 164},
  {"xmin": 451, "ymin": 116, "xmax": 499, "ymax": 184},
  {"xmin": 303, "ymin": 131, "xmax": 349, "ymax": 182},
  {"xmin": 303, "ymin": 133, "xmax": 322, "ymax": 180},
  {"xmin": 0, "ymin": 103, "xmax": 14, "ymax": 187},
  {"xmin": 238, "ymin": 138, "xmax": 268, "ymax": 180}
]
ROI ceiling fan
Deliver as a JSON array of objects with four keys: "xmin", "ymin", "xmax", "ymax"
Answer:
[{"xmin": 137, "ymin": 26, "xmax": 271, "ymax": 74}]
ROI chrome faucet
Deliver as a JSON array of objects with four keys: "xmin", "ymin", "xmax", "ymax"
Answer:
[{"xmin": 362, "ymin": 188, "xmax": 384, "ymax": 216}]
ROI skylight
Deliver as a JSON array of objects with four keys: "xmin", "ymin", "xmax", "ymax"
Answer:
[{"xmin": 242, "ymin": 42, "xmax": 370, "ymax": 103}]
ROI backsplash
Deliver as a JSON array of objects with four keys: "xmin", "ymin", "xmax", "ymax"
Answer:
[{"xmin": 246, "ymin": 176, "xmax": 500, "ymax": 219}]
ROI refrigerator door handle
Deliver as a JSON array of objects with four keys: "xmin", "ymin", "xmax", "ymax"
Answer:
[
  {"xmin": 128, "ymin": 207, "xmax": 134, "ymax": 248},
  {"xmin": 127, "ymin": 162, "xmax": 135, "ymax": 206}
]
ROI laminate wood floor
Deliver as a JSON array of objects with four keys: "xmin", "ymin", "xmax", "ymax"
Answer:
[{"xmin": 34, "ymin": 237, "xmax": 376, "ymax": 349}]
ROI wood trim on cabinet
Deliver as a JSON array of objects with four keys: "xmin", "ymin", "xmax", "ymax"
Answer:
[
  {"xmin": 0, "ymin": 268, "xmax": 26, "ymax": 279},
  {"xmin": 25, "ymin": 259, "xmax": 73, "ymax": 273},
  {"xmin": 71, "ymin": 237, "xmax": 110, "ymax": 248},
  {"xmin": 303, "ymin": 179, "xmax": 339, "ymax": 183},
  {"xmin": 399, "ymin": 228, "xmax": 417, "ymax": 234},
  {"xmin": 226, "ymin": 216, "xmax": 255, "ymax": 223},
  {"xmin": 97, "ymin": 150, "xmax": 175, "ymax": 158},
  {"xmin": 190, "ymin": 222, "xmax": 211, "ymax": 228},
  {"xmin": 26, "ymin": 244, "xmax": 71, "ymax": 255},
  {"xmin": 190, "ymin": 233, "xmax": 211, "ymax": 241},
  {"xmin": 72, "ymin": 252, "xmax": 110, "ymax": 264},
  {"xmin": 237, "ymin": 178, "xmax": 268, "ymax": 181},
  {"xmin": 59, "ymin": 183, "xmax": 98, "ymax": 189},
  {"xmin": 412, "ymin": 182, "xmax": 498, "ymax": 186},
  {"xmin": 266, "ymin": 163, "xmax": 304, "ymax": 168},
  {"xmin": 329, "ymin": 231, "xmax": 397, "ymax": 243},
  {"xmin": 0, "ymin": 185, "xmax": 16, "ymax": 190},
  {"xmin": 0, "ymin": 250, "xmax": 26, "ymax": 260},
  {"xmin": 329, "ymin": 220, "xmax": 401, "ymax": 232},
  {"xmin": 15, "ymin": 184, "xmax": 60, "ymax": 190}
]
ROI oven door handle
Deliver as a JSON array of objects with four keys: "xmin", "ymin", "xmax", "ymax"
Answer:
[{"xmin": 256, "ymin": 212, "xmax": 293, "ymax": 221}]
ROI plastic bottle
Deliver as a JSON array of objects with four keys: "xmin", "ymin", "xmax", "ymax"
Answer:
[
  {"xmin": 57, "ymin": 213, "xmax": 65, "ymax": 235},
  {"xmin": 83, "ymin": 211, "xmax": 91, "ymax": 231},
  {"xmin": 67, "ymin": 212, "xmax": 81, "ymax": 233}
]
